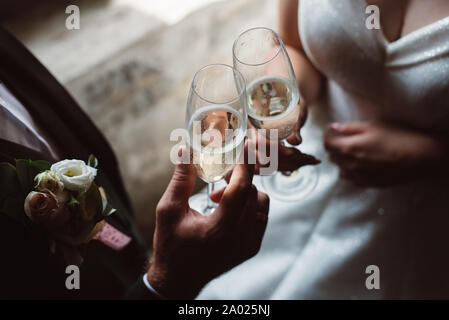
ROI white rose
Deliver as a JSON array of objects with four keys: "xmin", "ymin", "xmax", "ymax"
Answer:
[
  {"xmin": 51, "ymin": 159, "xmax": 97, "ymax": 193},
  {"xmin": 35, "ymin": 170, "xmax": 64, "ymax": 193}
]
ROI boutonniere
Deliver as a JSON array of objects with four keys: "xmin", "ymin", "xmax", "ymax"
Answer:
[{"xmin": 0, "ymin": 155, "xmax": 116, "ymax": 265}]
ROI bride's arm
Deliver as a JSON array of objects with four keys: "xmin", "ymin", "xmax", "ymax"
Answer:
[{"xmin": 278, "ymin": 0, "xmax": 323, "ymax": 109}]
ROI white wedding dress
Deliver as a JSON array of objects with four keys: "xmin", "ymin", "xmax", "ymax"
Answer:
[{"xmin": 198, "ymin": 0, "xmax": 449, "ymax": 299}]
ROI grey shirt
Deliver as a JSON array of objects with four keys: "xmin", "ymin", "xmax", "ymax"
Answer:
[{"xmin": 0, "ymin": 82, "xmax": 61, "ymax": 159}]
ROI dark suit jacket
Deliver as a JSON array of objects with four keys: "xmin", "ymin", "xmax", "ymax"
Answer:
[{"xmin": 0, "ymin": 27, "xmax": 156, "ymax": 299}]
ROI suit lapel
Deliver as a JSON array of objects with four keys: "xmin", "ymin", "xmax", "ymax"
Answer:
[{"xmin": 0, "ymin": 27, "xmax": 133, "ymax": 213}]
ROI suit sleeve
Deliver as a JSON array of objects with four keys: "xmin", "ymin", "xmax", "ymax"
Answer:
[{"xmin": 123, "ymin": 277, "xmax": 161, "ymax": 300}]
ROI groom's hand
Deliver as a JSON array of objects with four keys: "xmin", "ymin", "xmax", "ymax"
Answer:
[{"xmin": 147, "ymin": 159, "xmax": 269, "ymax": 299}]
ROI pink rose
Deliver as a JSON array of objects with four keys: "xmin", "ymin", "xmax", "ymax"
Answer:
[{"xmin": 24, "ymin": 189, "xmax": 70, "ymax": 228}]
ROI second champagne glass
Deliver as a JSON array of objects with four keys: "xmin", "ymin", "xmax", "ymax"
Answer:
[
  {"xmin": 186, "ymin": 64, "xmax": 247, "ymax": 216},
  {"xmin": 233, "ymin": 27, "xmax": 318, "ymax": 201}
]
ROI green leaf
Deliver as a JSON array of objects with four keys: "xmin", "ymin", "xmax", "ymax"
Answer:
[
  {"xmin": 101, "ymin": 194, "xmax": 108, "ymax": 212},
  {"xmin": 14, "ymin": 159, "xmax": 51, "ymax": 195},
  {"xmin": 15, "ymin": 159, "xmax": 32, "ymax": 194},
  {"xmin": 101, "ymin": 195, "xmax": 116, "ymax": 217},
  {"xmin": 103, "ymin": 206, "xmax": 117, "ymax": 217},
  {"xmin": 98, "ymin": 188, "xmax": 116, "ymax": 218},
  {"xmin": 88, "ymin": 154, "xmax": 98, "ymax": 168},
  {"xmin": 68, "ymin": 193, "xmax": 80, "ymax": 208},
  {"xmin": 80, "ymin": 183, "xmax": 102, "ymax": 222},
  {"xmin": 0, "ymin": 163, "xmax": 20, "ymax": 196},
  {"xmin": 30, "ymin": 160, "xmax": 51, "ymax": 173},
  {"xmin": 0, "ymin": 162, "xmax": 26, "ymax": 223}
]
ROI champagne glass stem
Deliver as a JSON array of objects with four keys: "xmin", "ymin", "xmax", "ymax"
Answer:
[
  {"xmin": 204, "ymin": 182, "xmax": 217, "ymax": 216},
  {"xmin": 280, "ymin": 140, "xmax": 293, "ymax": 177}
]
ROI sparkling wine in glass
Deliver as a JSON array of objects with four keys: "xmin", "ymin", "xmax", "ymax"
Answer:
[
  {"xmin": 186, "ymin": 64, "xmax": 247, "ymax": 215},
  {"xmin": 233, "ymin": 27, "xmax": 318, "ymax": 201}
]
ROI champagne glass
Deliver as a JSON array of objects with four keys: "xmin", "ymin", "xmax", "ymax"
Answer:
[
  {"xmin": 233, "ymin": 27, "xmax": 318, "ymax": 201},
  {"xmin": 186, "ymin": 64, "xmax": 247, "ymax": 216}
]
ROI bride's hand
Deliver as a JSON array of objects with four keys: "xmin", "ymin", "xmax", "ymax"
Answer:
[
  {"xmin": 252, "ymin": 129, "xmax": 320, "ymax": 175},
  {"xmin": 286, "ymin": 98, "xmax": 308, "ymax": 146},
  {"xmin": 324, "ymin": 121, "xmax": 448, "ymax": 187},
  {"xmin": 255, "ymin": 98, "xmax": 320, "ymax": 174}
]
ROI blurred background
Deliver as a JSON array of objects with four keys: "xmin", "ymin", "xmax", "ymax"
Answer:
[{"xmin": 1, "ymin": 0, "xmax": 276, "ymax": 245}]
